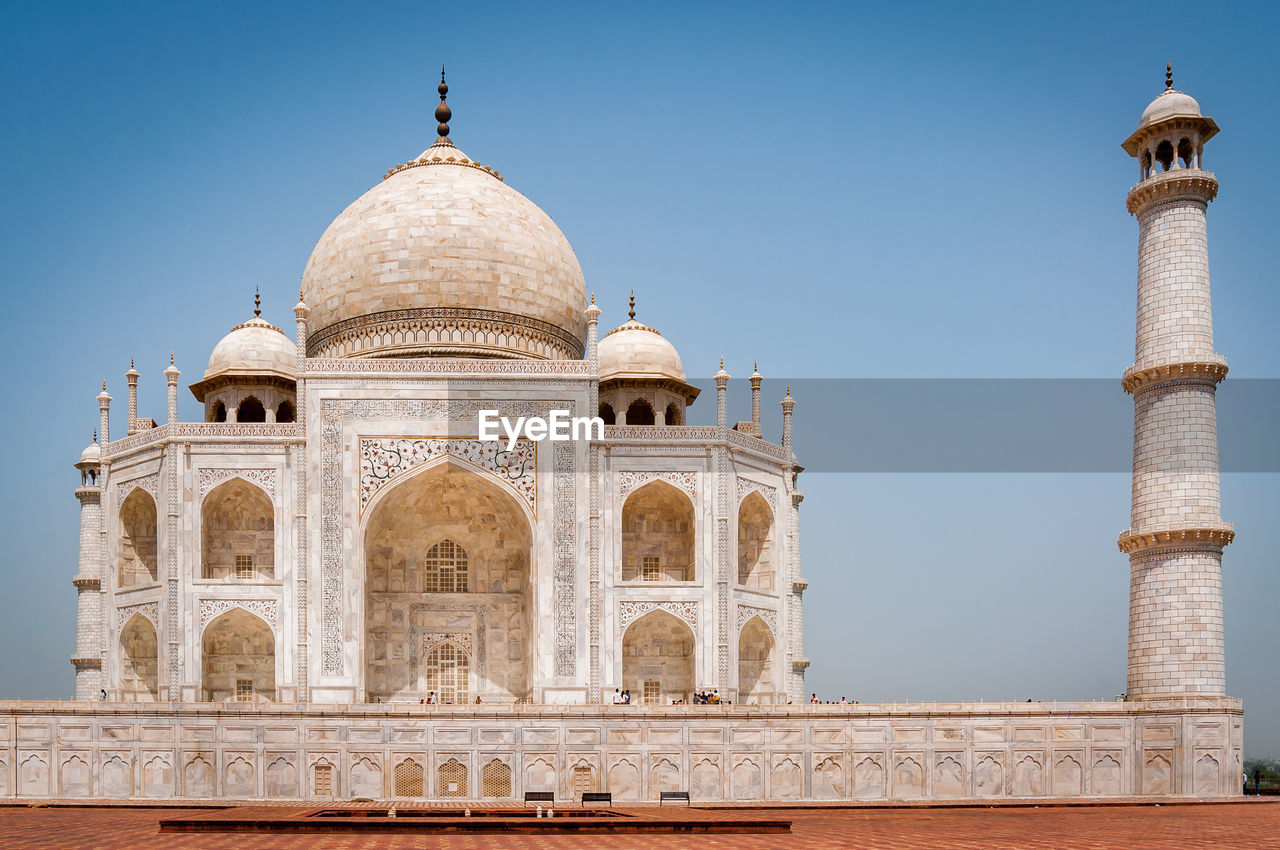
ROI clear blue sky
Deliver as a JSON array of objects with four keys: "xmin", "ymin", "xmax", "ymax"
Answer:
[{"xmin": 1, "ymin": 2, "xmax": 1276, "ymax": 753}]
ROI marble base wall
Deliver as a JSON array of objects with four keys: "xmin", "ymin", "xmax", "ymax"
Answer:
[{"xmin": 0, "ymin": 699, "xmax": 1242, "ymax": 802}]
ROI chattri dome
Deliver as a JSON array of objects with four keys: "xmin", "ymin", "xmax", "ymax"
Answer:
[
  {"xmin": 598, "ymin": 314, "xmax": 685, "ymax": 383},
  {"xmin": 1137, "ymin": 88, "xmax": 1202, "ymax": 129},
  {"xmin": 299, "ymin": 77, "xmax": 587, "ymax": 360}
]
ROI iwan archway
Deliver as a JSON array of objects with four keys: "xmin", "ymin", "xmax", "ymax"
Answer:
[{"xmin": 362, "ymin": 459, "xmax": 534, "ymax": 703}]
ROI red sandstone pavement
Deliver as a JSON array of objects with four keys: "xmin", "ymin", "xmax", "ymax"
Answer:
[{"xmin": 2, "ymin": 800, "xmax": 1280, "ymax": 849}]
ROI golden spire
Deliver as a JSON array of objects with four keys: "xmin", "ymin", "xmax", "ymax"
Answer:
[
  {"xmin": 436, "ymin": 64, "xmax": 451, "ymax": 139},
  {"xmin": 628, "ymin": 291, "xmax": 636, "ymax": 320},
  {"xmin": 254, "ymin": 287, "xmax": 261, "ymax": 317},
  {"xmin": 1166, "ymin": 62, "xmax": 1173, "ymax": 90},
  {"xmin": 170, "ymin": 351, "xmax": 175, "ymax": 366},
  {"xmin": 92, "ymin": 429, "xmax": 97, "ymax": 443}
]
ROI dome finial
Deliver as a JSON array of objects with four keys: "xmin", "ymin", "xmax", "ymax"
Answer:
[
  {"xmin": 436, "ymin": 63, "xmax": 452, "ymax": 140},
  {"xmin": 254, "ymin": 287, "xmax": 261, "ymax": 317},
  {"xmin": 170, "ymin": 350, "xmax": 175, "ymax": 366},
  {"xmin": 92, "ymin": 429, "xmax": 97, "ymax": 444},
  {"xmin": 590, "ymin": 292, "xmax": 595, "ymax": 305},
  {"xmin": 628, "ymin": 291, "xmax": 636, "ymax": 320},
  {"xmin": 1166, "ymin": 62, "xmax": 1173, "ymax": 90}
]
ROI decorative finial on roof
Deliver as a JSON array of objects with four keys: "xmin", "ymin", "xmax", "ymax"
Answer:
[
  {"xmin": 130, "ymin": 358, "xmax": 134, "ymax": 369},
  {"xmin": 436, "ymin": 64, "xmax": 452, "ymax": 139},
  {"xmin": 92, "ymin": 429, "xmax": 97, "ymax": 444},
  {"xmin": 170, "ymin": 351, "xmax": 175, "ymax": 366},
  {"xmin": 102, "ymin": 379, "xmax": 106, "ymax": 391},
  {"xmin": 254, "ymin": 287, "xmax": 261, "ymax": 317},
  {"xmin": 786, "ymin": 384, "xmax": 791, "ymax": 395},
  {"xmin": 590, "ymin": 292, "xmax": 595, "ymax": 305},
  {"xmin": 628, "ymin": 292, "xmax": 636, "ymax": 320},
  {"xmin": 1166, "ymin": 62, "xmax": 1173, "ymax": 90},
  {"xmin": 720, "ymin": 356, "xmax": 724, "ymax": 369}
]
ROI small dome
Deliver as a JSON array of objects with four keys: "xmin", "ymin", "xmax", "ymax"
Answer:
[
  {"xmin": 599, "ymin": 318, "xmax": 685, "ymax": 382},
  {"xmin": 204, "ymin": 315, "xmax": 297, "ymax": 382},
  {"xmin": 79, "ymin": 441, "xmax": 101, "ymax": 465},
  {"xmin": 1137, "ymin": 89, "xmax": 1202, "ymax": 129}
]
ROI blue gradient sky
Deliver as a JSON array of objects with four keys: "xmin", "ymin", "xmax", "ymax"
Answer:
[{"xmin": 1, "ymin": 3, "xmax": 1276, "ymax": 752}]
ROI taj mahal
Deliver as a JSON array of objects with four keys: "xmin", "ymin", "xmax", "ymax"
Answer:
[{"xmin": 0, "ymin": 67, "xmax": 1244, "ymax": 803}]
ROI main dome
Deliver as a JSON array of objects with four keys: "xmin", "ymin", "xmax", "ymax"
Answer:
[{"xmin": 300, "ymin": 136, "xmax": 588, "ymax": 360}]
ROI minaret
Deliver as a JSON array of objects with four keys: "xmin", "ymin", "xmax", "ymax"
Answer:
[
  {"xmin": 164, "ymin": 353, "xmax": 180, "ymax": 424},
  {"xmin": 1119, "ymin": 66, "xmax": 1232, "ymax": 699},
  {"xmin": 125, "ymin": 360, "xmax": 140, "ymax": 435},
  {"xmin": 749, "ymin": 363, "xmax": 763, "ymax": 436},
  {"xmin": 714, "ymin": 357, "xmax": 730, "ymax": 428},
  {"xmin": 71, "ymin": 432, "xmax": 103, "ymax": 698}
]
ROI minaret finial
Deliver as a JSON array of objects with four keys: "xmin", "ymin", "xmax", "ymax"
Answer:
[
  {"xmin": 92, "ymin": 429, "xmax": 97, "ymax": 443},
  {"xmin": 130, "ymin": 358, "xmax": 134, "ymax": 369},
  {"xmin": 1166, "ymin": 62, "xmax": 1173, "ymax": 90},
  {"xmin": 102, "ymin": 379, "xmax": 106, "ymax": 391},
  {"xmin": 720, "ymin": 356, "xmax": 724, "ymax": 369},
  {"xmin": 170, "ymin": 350, "xmax": 175, "ymax": 366},
  {"xmin": 254, "ymin": 287, "xmax": 261, "ymax": 317},
  {"xmin": 590, "ymin": 292, "xmax": 595, "ymax": 305},
  {"xmin": 436, "ymin": 64, "xmax": 451, "ymax": 139},
  {"xmin": 628, "ymin": 291, "xmax": 636, "ymax": 320}
]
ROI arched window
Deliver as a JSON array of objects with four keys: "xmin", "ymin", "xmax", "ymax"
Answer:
[
  {"xmin": 212, "ymin": 401, "xmax": 227, "ymax": 423},
  {"xmin": 276, "ymin": 399, "xmax": 296, "ymax": 423},
  {"xmin": 482, "ymin": 759, "xmax": 512, "ymax": 798},
  {"xmin": 237, "ymin": 396, "xmax": 266, "ymax": 423},
  {"xmin": 424, "ymin": 641, "xmax": 469, "ymax": 705},
  {"xmin": 393, "ymin": 759, "xmax": 423, "ymax": 797},
  {"xmin": 118, "ymin": 488, "xmax": 159, "ymax": 587},
  {"xmin": 621, "ymin": 480, "xmax": 695, "ymax": 582},
  {"xmin": 438, "ymin": 758, "xmax": 468, "ymax": 797},
  {"xmin": 626, "ymin": 398, "xmax": 655, "ymax": 426},
  {"xmin": 1177, "ymin": 137, "xmax": 1194, "ymax": 169},
  {"xmin": 1155, "ymin": 139, "xmax": 1174, "ymax": 172},
  {"xmin": 423, "ymin": 539, "xmax": 468, "ymax": 592},
  {"xmin": 201, "ymin": 608, "xmax": 275, "ymax": 703},
  {"xmin": 598, "ymin": 402, "xmax": 616, "ymax": 425},
  {"xmin": 665, "ymin": 402, "xmax": 683, "ymax": 425}
]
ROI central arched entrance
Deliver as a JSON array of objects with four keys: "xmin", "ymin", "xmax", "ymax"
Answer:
[
  {"xmin": 363, "ymin": 460, "xmax": 533, "ymax": 703},
  {"xmin": 622, "ymin": 610, "xmax": 695, "ymax": 704}
]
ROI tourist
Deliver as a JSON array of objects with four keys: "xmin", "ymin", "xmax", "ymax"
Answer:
[
  {"xmin": 426, "ymin": 692, "xmax": 435, "ymax": 704},
  {"xmin": 612, "ymin": 688, "xmax": 622, "ymax": 705},
  {"xmin": 622, "ymin": 689, "xmax": 631, "ymax": 705},
  {"xmin": 839, "ymin": 696, "xmax": 848, "ymax": 704},
  {"xmin": 475, "ymin": 695, "xmax": 482, "ymax": 704},
  {"xmin": 810, "ymin": 693, "xmax": 818, "ymax": 704}
]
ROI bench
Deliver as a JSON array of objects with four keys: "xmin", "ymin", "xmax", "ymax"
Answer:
[
  {"xmin": 524, "ymin": 791, "xmax": 554, "ymax": 805},
  {"xmin": 580, "ymin": 791, "xmax": 612, "ymax": 806},
  {"xmin": 659, "ymin": 790, "xmax": 691, "ymax": 806}
]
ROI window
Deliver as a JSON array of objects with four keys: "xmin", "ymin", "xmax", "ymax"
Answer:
[
  {"xmin": 235, "ymin": 678, "xmax": 254, "ymax": 703},
  {"xmin": 424, "ymin": 642, "xmax": 469, "ymax": 705},
  {"xmin": 482, "ymin": 759, "xmax": 512, "ymax": 798},
  {"xmin": 237, "ymin": 396, "xmax": 266, "ymax": 423},
  {"xmin": 423, "ymin": 539, "xmax": 468, "ymax": 593},
  {"xmin": 438, "ymin": 758, "xmax": 468, "ymax": 797},
  {"xmin": 235, "ymin": 554, "xmax": 254, "ymax": 580},
  {"xmin": 393, "ymin": 759, "xmax": 423, "ymax": 797},
  {"xmin": 642, "ymin": 556, "xmax": 661, "ymax": 582},
  {"xmin": 643, "ymin": 679, "xmax": 661, "ymax": 705}
]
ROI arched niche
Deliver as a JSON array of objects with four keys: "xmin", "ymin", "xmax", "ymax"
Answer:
[
  {"xmin": 598, "ymin": 402, "xmax": 616, "ymax": 425},
  {"xmin": 363, "ymin": 460, "xmax": 533, "ymax": 703},
  {"xmin": 201, "ymin": 478, "xmax": 274, "ymax": 580},
  {"xmin": 120, "ymin": 614, "xmax": 158, "ymax": 701},
  {"xmin": 118, "ymin": 488, "xmax": 158, "ymax": 588},
  {"xmin": 276, "ymin": 399, "xmax": 296, "ymax": 423},
  {"xmin": 736, "ymin": 491, "xmax": 775, "ymax": 590},
  {"xmin": 201, "ymin": 607, "xmax": 275, "ymax": 703},
  {"xmin": 621, "ymin": 480, "xmax": 695, "ymax": 582},
  {"xmin": 622, "ymin": 609, "xmax": 694, "ymax": 704},
  {"xmin": 737, "ymin": 616, "xmax": 775, "ymax": 703}
]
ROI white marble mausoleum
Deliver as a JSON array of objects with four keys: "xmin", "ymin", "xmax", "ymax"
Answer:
[{"xmin": 0, "ymin": 69, "xmax": 1244, "ymax": 803}]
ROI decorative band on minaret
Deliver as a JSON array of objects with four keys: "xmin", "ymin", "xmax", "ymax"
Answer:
[{"xmin": 1119, "ymin": 67, "xmax": 1232, "ymax": 699}]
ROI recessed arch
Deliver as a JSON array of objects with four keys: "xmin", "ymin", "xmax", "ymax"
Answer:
[
  {"xmin": 664, "ymin": 402, "xmax": 683, "ymax": 425},
  {"xmin": 621, "ymin": 479, "xmax": 695, "ymax": 582},
  {"xmin": 200, "ymin": 607, "xmax": 275, "ymax": 703},
  {"xmin": 201, "ymin": 477, "xmax": 274, "ymax": 580},
  {"xmin": 622, "ymin": 609, "xmax": 694, "ymax": 704},
  {"xmin": 211, "ymin": 401, "xmax": 227, "ymax": 422},
  {"xmin": 119, "ymin": 613, "xmax": 158, "ymax": 701},
  {"xmin": 276, "ymin": 399, "xmax": 296, "ymax": 423},
  {"xmin": 364, "ymin": 459, "xmax": 533, "ymax": 703},
  {"xmin": 737, "ymin": 491, "xmax": 775, "ymax": 590},
  {"xmin": 118, "ymin": 488, "xmax": 158, "ymax": 587},
  {"xmin": 598, "ymin": 402, "xmax": 616, "ymax": 425},
  {"xmin": 737, "ymin": 615, "xmax": 775, "ymax": 703}
]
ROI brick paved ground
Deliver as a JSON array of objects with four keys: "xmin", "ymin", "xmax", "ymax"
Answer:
[{"xmin": 1, "ymin": 800, "xmax": 1278, "ymax": 849}]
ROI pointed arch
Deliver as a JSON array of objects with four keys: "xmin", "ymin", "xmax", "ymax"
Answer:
[
  {"xmin": 625, "ymin": 397, "xmax": 655, "ymax": 425},
  {"xmin": 364, "ymin": 459, "xmax": 533, "ymax": 703},
  {"xmin": 236, "ymin": 395, "xmax": 266, "ymax": 423},
  {"xmin": 737, "ymin": 615, "xmax": 775, "ymax": 703},
  {"xmin": 200, "ymin": 607, "xmax": 275, "ymax": 703},
  {"xmin": 118, "ymin": 488, "xmax": 158, "ymax": 587},
  {"xmin": 120, "ymin": 613, "xmax": 159, "ymax": 701},
  {"xmin": 201, "ymin": 477, "xmax": 274, "ymax": 580},
  {"xmin": 275, "ymin": 399, "xmax": 296, "ymax": 423},
  {"xmin": 622, "ymin": 609, "xmax": 694, "ymax": 704},
  {"xmin": 621, "ymin": 479, "xmax": 695, "ymax": 582},
  {"xmin": 598, "ymin": 402, "xmax": 616, "ymax": 425},
  {"xmin": 737, "ymin": 490, "xmax": 775, "ymax": 590}
]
